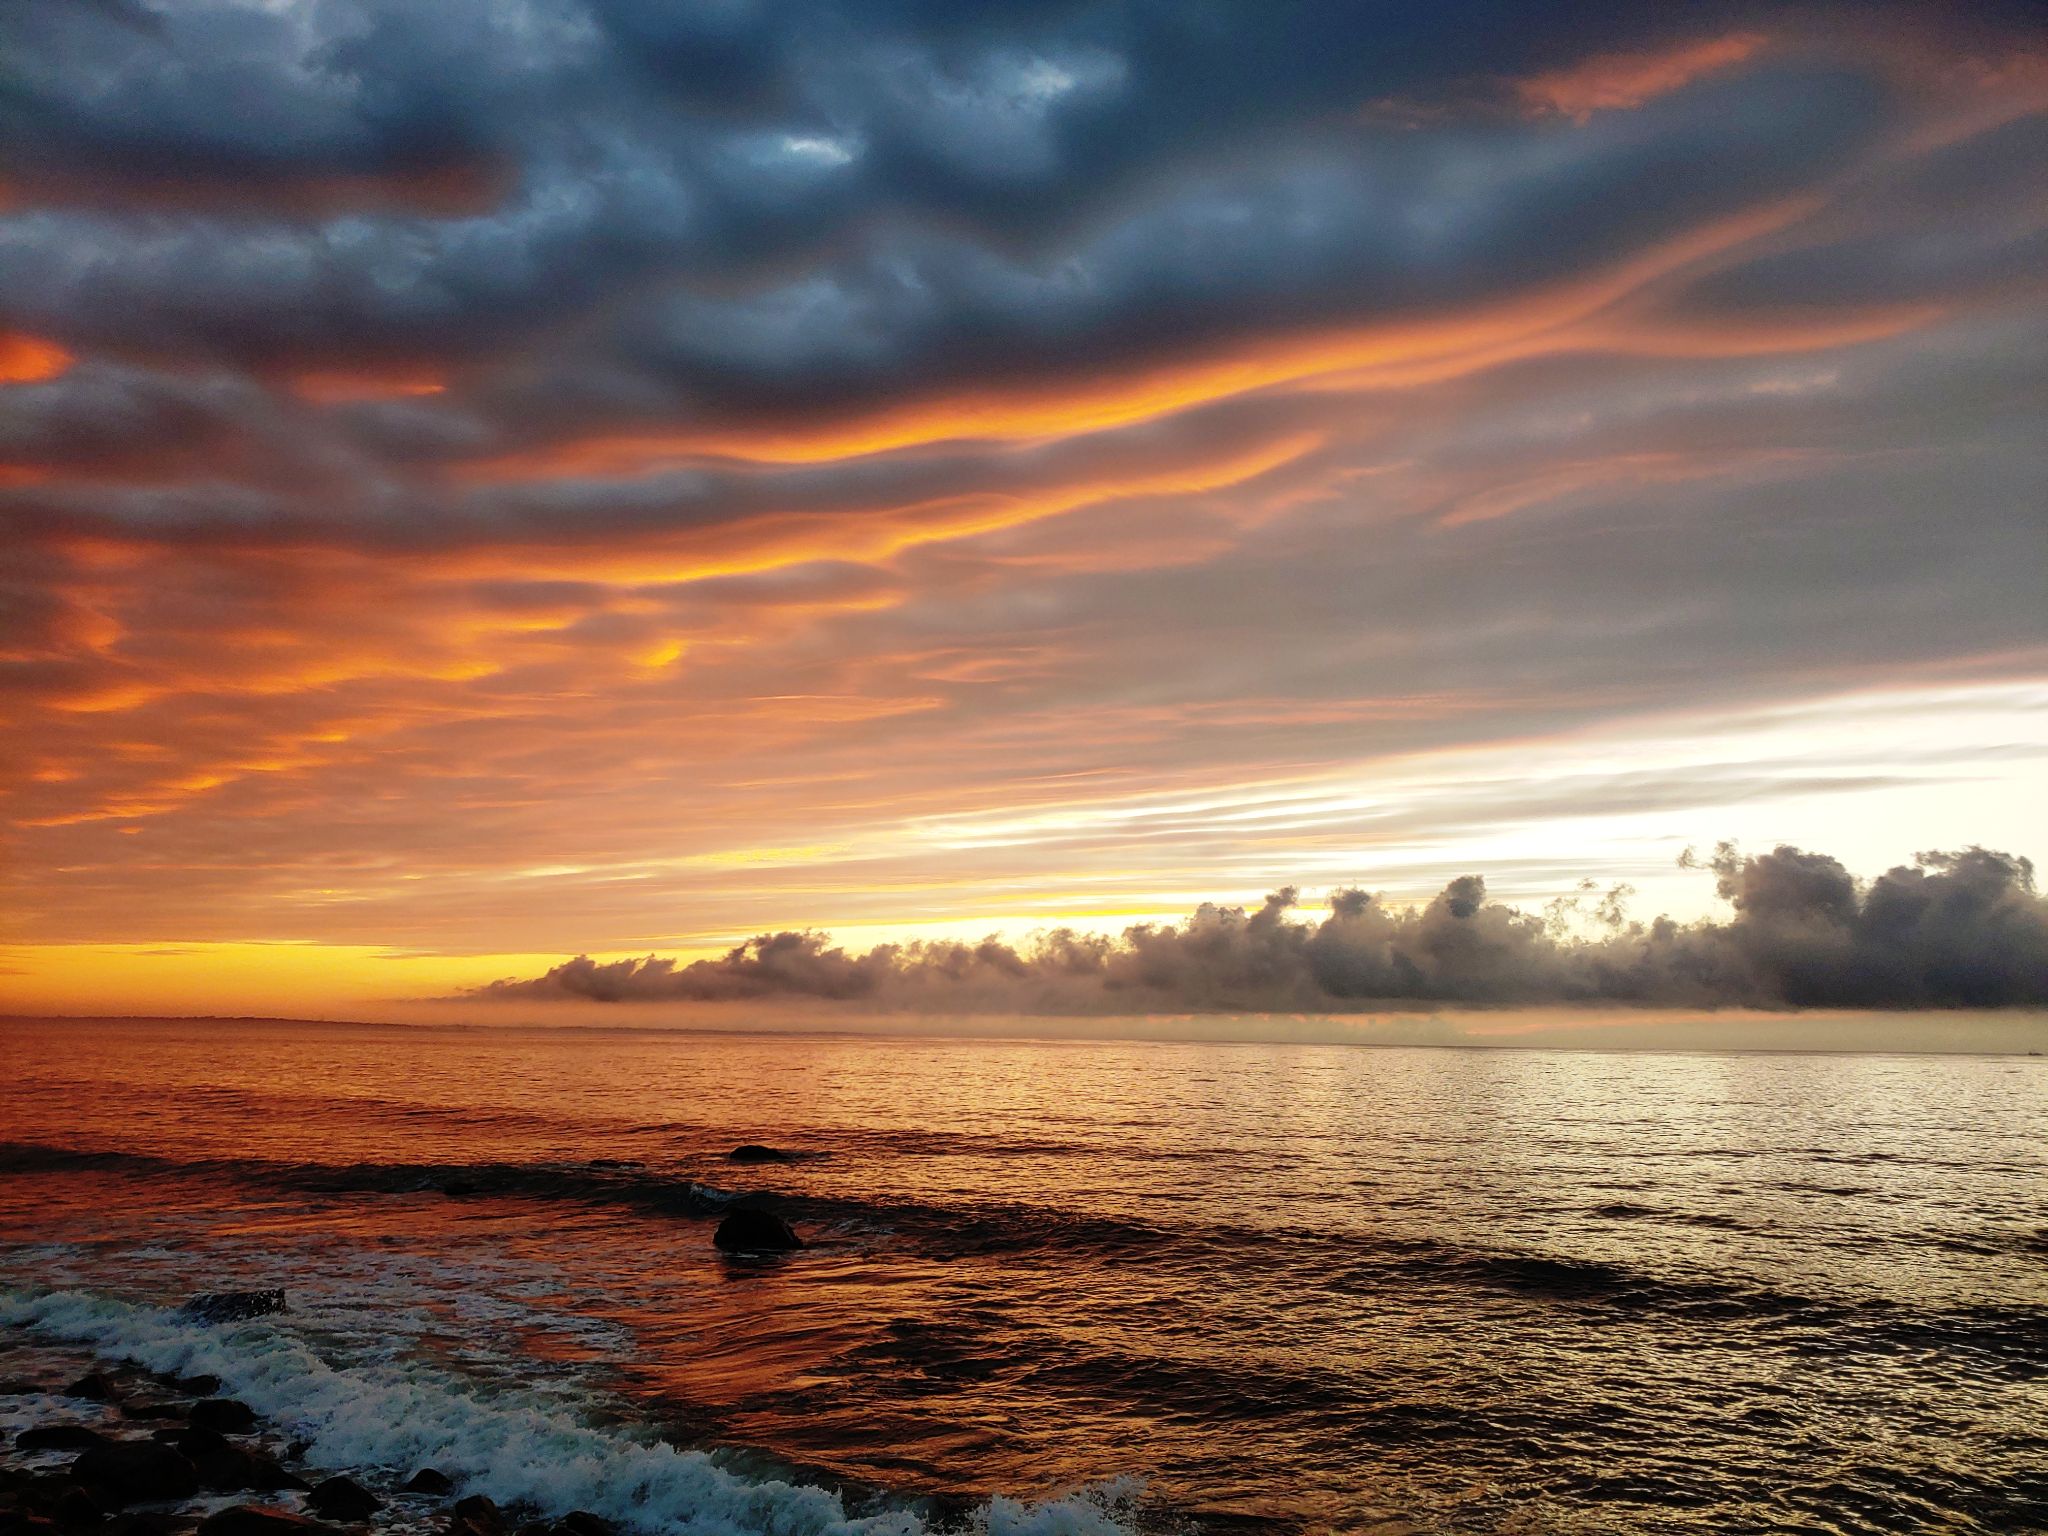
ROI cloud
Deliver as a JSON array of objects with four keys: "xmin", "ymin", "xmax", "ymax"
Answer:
[
  {"xmin": 0, "ymin": 0, "xmax": 2043, "ymax": 999},
  {"xmin": 474, "ymin": 844, "xmax": 2048, "ymax": 1011}
]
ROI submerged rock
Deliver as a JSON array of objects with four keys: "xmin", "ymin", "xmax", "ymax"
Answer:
[
  {"xmin": 62, "ymin": 1376, "xmax": 117, "ymax": 1404},
  {"xmin": 726, "ymin": 1145, "xmax": 794, "ymax": 1164},
  {"xmin": 305, "ymin": 1477, "xmax": 381, "ymax": 1522},
  {"xmin": 180, "ymin": 1291, "xmax": 286, "ymax": 1325},
  {"xmin": 403, "ymin": 1470, "xmax": 454, "ymax": 1496},
  {"xmin": 713, "ymin": 1209, "xmax": 803, "ymax": 1252},
  {"xmin": 173, "ymin": 1376, "xmax": 222, "ymax": 1398},
  {"xmin": 68, "ymin": 1443, "xmax": 199, "ymax": 1505}
]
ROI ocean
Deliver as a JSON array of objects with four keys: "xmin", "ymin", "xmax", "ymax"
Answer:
[{"xmin": 2, "ymin": 1016, "xmax": 2044, "ymax": 1534}]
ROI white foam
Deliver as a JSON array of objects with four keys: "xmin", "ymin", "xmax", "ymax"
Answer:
[{"xmin": 1, "ymin": 1289, "xmax": 1144, "ymax": 1536}]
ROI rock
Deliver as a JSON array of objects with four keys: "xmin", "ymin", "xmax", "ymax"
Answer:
[
  {"xmin": 179, "ymin": 1292, "xmax": 286, "ymax": 1326},
  {"xmin": 166, "ymin": 1429, "xmax": 227, "ymax": 1459},
  {"xmin": 67, "ymin": 1444, "xmax": 198, "ymax": 1505},
  {"xmin": 403, "ymin": 1471, "xmax": 453, "ymax": 1496},
  {"xmin": 101, "ymin": 1516, "xmax": 172, "ymax": 1536},
  {"xmin": 713, "ymin": 1209, "xmax": 803, "ymax": 1252},
  {"xmin": 62, "ymin": 1377, "xmax": 116, "ymax": 1404},
  {"xmin": 449, "ymin": 1496, "xmax": 502, "ymax": 1536},
  {"xmin": 195, "ymin": 1508, "xmax": 342, "ymax": 1536},
  {"xmin": 0, "ymin": 1379, "xmax": 45, "ymax": 1396},
  {"xmin": 51, "ymin": 1487, "xmax": 103, "ymax": 1530},
  {"xmin": 173, "ymin": 1378, "xmax": 221, "ymax": 1399},
  {"xmin": 186, "ymin": 1401, "xmax": 257, "ymax": 1435},
  {"xmin": 725, "ymin": 1145, "xmax": 794, "ymax": 1164},
  {"xmin": 556, "ymin": 1514, "xmax": 611, "ymax": 1536},
  {"xmin": 192, "ymin": 1448, "xmax": 303, "ymax": 1495},
  {"xmin": 304, "ymin": 1480, "xmax": 379, "ymax": 1522},
  {"xmin": 16, "ymin": 1428, "xmax": 111, "ymax": 1453}
]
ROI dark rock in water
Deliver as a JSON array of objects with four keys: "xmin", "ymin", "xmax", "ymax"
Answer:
[
  {"xmin": 173, "ymin": 1377, "xmax": 221, "ymax": 1398},
  {"xmin": 726, "ymin": 1144, "xmax": 795, "ymax": 1164},
  {"xmin": 52, "ymin": 1486, "xmax": 103, "ymax": 1530},
  {"xmin": 195, "ymin": 1508, "xmax": 343, "ymax": 1536},
  {"xmin": 439, "ymin": 1180, "xmax": 481, "ymax": 1198},
  {"xmin": 180, "ymin": 1292, "xmax": 286, "ymax": 1326},
  {"xmin": 448, "ymin": 1495, "xmax": 504, "ymax": 1536},
  {"xmin": 0, "ymin": 1378, "xmax": 45, "ymax": 1396},
  {"xmin": 101, "ymin": 1516, "xmax": 172, "ymax": 1536},
  {"xmin": 713, "ymin": 1209, "xmax": 803, "ymax": 1252},
  {"xmin": 167, "ymin": 1427, "xmax": 228, "ymax": 1458},
  {"xmin": 192, "ymin": 1448, "xmax": 304, "ymax": 1495},
  {"xmin": 556, "ymin": 1514, "xmax": 612, "ymax": 1536},
  {"xmin": 62, "ymin": 1376, "xmax": 117, "ymax": 1404},
  {"xmin": 68, "ymin": 1443, "xmax": 198, "ymax": 1505},
  {"xmin": 17, "ymin": 1427, "xmax": 112, "ymax": 1453},
  {"xmin": 305, "ymin": 1477, "xmax": 381, "ymax": 1522},
  {"xmin": 404, "ymin": 1470, "xmax": 453, "ymax": 1496},
  {"xmin": 186, "ymin": 1400, "xmax": 257, "ymax": 1435}
]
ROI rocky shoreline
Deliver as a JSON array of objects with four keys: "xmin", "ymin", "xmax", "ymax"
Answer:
[{"xmin": 2, "ymin": 1337, "xmax": 619, "ymax": 1536}]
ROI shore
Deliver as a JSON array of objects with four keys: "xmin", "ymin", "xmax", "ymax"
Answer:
[{"xmin": 0, "ymin": 1322, "xmax": 621, "ymax": 1536}]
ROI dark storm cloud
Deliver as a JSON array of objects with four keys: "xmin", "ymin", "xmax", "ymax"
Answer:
[
  {"xmin": 0, "ymin": 0, "xmax": 1883, "ymax": 380},
  {"xmin": 477, "ymin": 845, "xmax": 2048, "ymax": 1011}
]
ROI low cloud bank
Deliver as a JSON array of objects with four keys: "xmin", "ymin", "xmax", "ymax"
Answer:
[{"xmin": 472, "ymin": 845, "xmax": 2048, "ymax": 1012}]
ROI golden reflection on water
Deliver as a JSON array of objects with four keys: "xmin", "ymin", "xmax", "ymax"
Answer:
[{"xmin": 1, "ymin": 1017, "xmax": 2044, "ymax": 1533}]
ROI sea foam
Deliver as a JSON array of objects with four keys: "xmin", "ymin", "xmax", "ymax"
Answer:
[{"xmin": 1, "ymin": 1289, "xmax": 1141, "ymax": 1536}]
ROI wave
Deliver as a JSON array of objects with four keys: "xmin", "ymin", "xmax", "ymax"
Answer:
[
  {"xmin": 0, "ymin": 1287, "xmax": 1145, "ymax": 1536},
  {"xmin": 8, "ymin": 1140, "xmax": 2043, "ymax": 1380}
]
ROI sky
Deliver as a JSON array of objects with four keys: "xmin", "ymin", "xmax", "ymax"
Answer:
[{"xmin": 1, "ymin": 0, "xmax": 2045, "ymax": 1019}]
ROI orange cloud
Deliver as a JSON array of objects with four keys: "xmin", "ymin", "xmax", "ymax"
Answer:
[
  {"xmin": 0, "ymin": 332, "xmax": 72, "ymax": 384},
  {"xmin": 458, "ymin": 198, "xmax": 1819, "ymax": 481},
  {"xmin": 290, "ymin": 365, "xmax": 449, "ymax": 403},
  {"xmin": 1515, "ymin": 32, "xmax": 1769, "ymax": 122}
]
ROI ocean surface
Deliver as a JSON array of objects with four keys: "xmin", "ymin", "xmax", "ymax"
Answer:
[{"xmin": 1, "ymin": 1017, "xmax": 2044, "ymax": 1535}]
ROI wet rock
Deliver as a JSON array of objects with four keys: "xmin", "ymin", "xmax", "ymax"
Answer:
[
  {"xmin": 304, "ymin": 1480, "xmax": 379, "ymax": 1522},
  {"xmin": 185, "ymin": 1402, "xmax": 256, "ymax": 1435},
  {"xmin": 62, "ymin": 1378, "xmax": 116, "ymax": 1405},
  {"xmin": 16, "ymin": 1428, "xmax": 111, "ymax": 1453},
  {"xmin": 448, "ymin": 1495, "xmax": 503, "ymax": 1536},
  {"xmin": 195, "ymin": 1508, "xmax": 341, "ymax": 1536},
  {"xmin": 67, "ymin": 1444, "xmax": 198, "ymax": 1505},
  {"xmin": 172, "ymin": 1379, "xmax": 220, "ymax": 1399},
  {"xmin": 0, "ymin": 1379, "xmax": 44, "ymax": 1396},
  {"xmin": 713, "ymin": 1209, "xmax": 803, "ymax": 1252},
  {"xmin": 192, "ymin": 1448, "xmax": 304, "ymax": 1495},
  {"xmin": 101, "ymin": 1516, "xmax": 172, "ymax": 1536},
  {"xmin": 164, "ymin": 1429, "xmax": 226, "ymax": 1459},
  {"xmin": 726, "ymin": 1145, "xmax": 794, "ymax": 1164},
  {"xmin": 179, "ymin": 1292, "xmax": 286, "ymax": 1326},
  {"xmin": 403, "ymin": 1471, "xmax": 453, "ymax": 1496},
  {"xmin": 51, "ymin": 1487, "xmax": 103, "ymax": 1530},
  {"xmin": 556, "ymin": 1514, "xmax": 611, "ymax": 1536}
]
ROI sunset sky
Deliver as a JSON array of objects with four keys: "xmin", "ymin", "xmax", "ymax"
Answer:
[{"xmin": 3, "ymin": 0, "xmax": 2045, "ymax": 1017}]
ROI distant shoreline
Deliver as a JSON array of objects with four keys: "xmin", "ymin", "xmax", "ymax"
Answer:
[{"xmin": 3, "ymin": 1008, "xmax": 2045, "ymax": 1056}]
